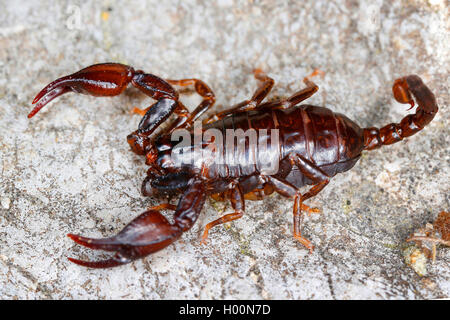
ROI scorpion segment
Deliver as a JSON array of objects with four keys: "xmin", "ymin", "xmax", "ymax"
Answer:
[
  {"xmin": 29, "ymin": 63, "xmax": 135, "ymax": 118},
  {"xmin": 67, "ymin": 209, "xmax": 183, "ymax": 268},
  {"xmin": 364, "ymin": 75, "xmax": 438, "ymax": 150}
]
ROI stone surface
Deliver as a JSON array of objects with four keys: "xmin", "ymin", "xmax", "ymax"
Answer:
[{"xmin": 0, "ymin": 0, "xmax": 448, "ymax": 299}]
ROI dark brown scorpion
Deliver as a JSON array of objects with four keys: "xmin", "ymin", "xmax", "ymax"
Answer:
[{"xmin": 28, "ymin": 63, "xmax": 438, "ymax": 268}]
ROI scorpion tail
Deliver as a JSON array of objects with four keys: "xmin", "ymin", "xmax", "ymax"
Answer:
[
  {"xmin": 67, "ymin": 209, "xmax": 183, "ymax": 268},
  {"xmin": 363, "ymin": 75, "xmax": 438, "ymax": 150}
]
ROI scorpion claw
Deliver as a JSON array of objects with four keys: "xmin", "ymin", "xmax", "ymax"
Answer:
[
  {"xmin": 67, "ymin": 233, "xmax": 124, "ymax": 251},
  {"xmin": 393, "ymin": 77, "xmax": 414, "ymax": 108},
  {"xmin": 67, "ymin": 210, "xmax": 183, "ymax": 268}
]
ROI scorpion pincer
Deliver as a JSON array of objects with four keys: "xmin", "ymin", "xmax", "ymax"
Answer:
[{"xmin": 29, "ymin": 63, "xmax": 438, "ymax": 268}]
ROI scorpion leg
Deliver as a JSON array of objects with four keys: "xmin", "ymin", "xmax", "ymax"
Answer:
[
  {"xmin": 204, "ymin": 69, "xmax": 321, "ymax": 124},
  {"xmin": 201, "ymin": 182, "xmax": 245, "ymax": 244},
  {"xmin": 29, "ymin": 63, "xmax": 136, "ymax": 118},
  {"xmin": 68, "ymin": 178, "xmax": 206, "ymax": 268},
  {"xmin": 126, "ymin": 98, "xmax": 180, "ymax": 155},
  {"xmin": 29, "ymin": 63, "xmax": 180, "ymax": 119},
  {"xmin": 204, "ymin": 69, "xmax": 274, "ymax": 123},
  {"xmin": 267, "ymin": 176, "xmax": 315, "ymax": 252}
]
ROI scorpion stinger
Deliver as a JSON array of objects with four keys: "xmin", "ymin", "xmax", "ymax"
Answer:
[{"xmin": 29, "ymin": 63, "xmax": 135, "ymax": 118}]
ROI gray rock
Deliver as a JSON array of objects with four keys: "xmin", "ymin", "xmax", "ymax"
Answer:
[{"xmin": 0, "ymin": 0, "xmax": 448, "ymax": 299}]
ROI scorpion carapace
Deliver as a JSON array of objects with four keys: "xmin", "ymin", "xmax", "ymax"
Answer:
[{"xmin": 29, "ymin": 63, "xmax": 439, "ymax": 268}]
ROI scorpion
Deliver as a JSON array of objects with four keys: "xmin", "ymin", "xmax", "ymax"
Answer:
[{"xmin": 28, "ymin": 63, "xmax": 438, "ymax": 268}]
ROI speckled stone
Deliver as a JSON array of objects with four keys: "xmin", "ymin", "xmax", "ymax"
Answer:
[{"xmin": 0, "ymin": 0, "xmax": 448, "ymax": 299}]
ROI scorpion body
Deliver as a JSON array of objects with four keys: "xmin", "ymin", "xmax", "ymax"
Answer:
[
  {"xmin": 29, "ymin": 63, "xmax": 438, "ymax": 268},
  {"xmin": 148, "ymin": 105, "xmax": 363, "ymax": 199}
]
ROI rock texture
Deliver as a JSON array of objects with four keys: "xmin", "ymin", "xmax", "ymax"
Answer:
[{"xmin": 0, "ymin": 0, "xmax": 448, "ymax": 299}]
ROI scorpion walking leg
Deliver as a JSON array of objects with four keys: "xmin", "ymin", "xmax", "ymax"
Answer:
[
  {"xmin": 204, "ymin": 69, "xmax": 321, "ymax": 123},
  {"xmin": 279, "ymin": 70, "xmax": 322, "ymax": 109},
  {"xmin": 29, "ymin": 63, "xmax": 137, "ymax": 118},
  {"xmin": 67, "ymin": 179, "xmax": 206, "ymax": 268},
  {"xmin": 204, "ymin": 69, "xmax": 274, "ymax": 123},
  {"xmin": 147, "ymin": 203, "xmax": 177, "ymax": 211},
  {"xmin": 165, "ymin": 78, "xmax": 216, "ymax": 132},
  {"xmin": 201, "ymin": 182, "xmax": 245, "ymax": 244}
]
